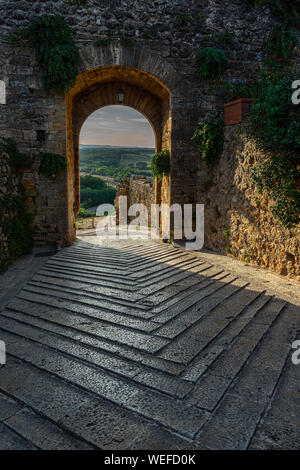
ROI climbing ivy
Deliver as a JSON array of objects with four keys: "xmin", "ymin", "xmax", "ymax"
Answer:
[
  {"xmin": 251, "ymin": 156, "xmax": 300, "ymax": 229},
  {"xmin": 264, "ymin": 23, "xmax": 298, "ymax": 66},
  {"xmin": 10, "ymin": 15, "xmax": 79, "ymax": 93},
  {"xmin": 0, "ymin": 138, "xmax": 34, "ymax": 273},
  {"xmin": 39, "ymin": 153, "xmax": 67, "ymax": 178},
  {"xmin": 151, "ymin": 149, "xmax": 170, "ymax": 181},
  {"xmin": 0, "ymin": 137, "xmax": 32, "ymax": 170},
  {"xmin": 191, "ymin": 115, "xmax": 224, "ymax": 165},
  {"xmin": 244, "ymin": 50, "xmax": 300, "ymax": 228}
]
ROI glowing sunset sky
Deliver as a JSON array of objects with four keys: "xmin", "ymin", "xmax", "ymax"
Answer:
[{"xmin": 80, "ymin": 105, "xmax": 155, "ymax": 148}]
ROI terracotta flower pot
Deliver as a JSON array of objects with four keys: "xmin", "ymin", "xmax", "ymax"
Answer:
[{"xmin": 224, "ymin": 98, "xmax": 254, "ymax": 126}]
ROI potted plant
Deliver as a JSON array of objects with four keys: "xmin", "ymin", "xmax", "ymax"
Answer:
[
  {"xmin": 224, "ymin": 96, "xmax": 254, "ymax": 126},
  {"xmin": 210, "ymin": 78, "xmax": 255, "ymax": 125}
]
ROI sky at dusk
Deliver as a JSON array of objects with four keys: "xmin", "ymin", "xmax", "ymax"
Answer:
[{"xmin": 80, "ymin": 105, "xmax": 155, "ymax": 148}]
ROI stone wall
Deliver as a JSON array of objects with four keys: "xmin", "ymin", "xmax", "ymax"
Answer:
[
  {"xmin": 0, "ymin": 139, "xmax": 36, "ymax": 271},
  {"xmin": 0, "ymin": 146, "xmax": 18, "ymax": 271},
  {"xmin": 115, "ymin": 176, "xmax": 154, "ymax": 225},
  {"xmin": 197, "ymin": 126, "xmax": 300, "ymax": 280},
  {"xmin": 0, "ymin": 0, "xmax": 299, "ymax": 277},
  {"xmin": 0, "ymin": 0, "xmax": 278, "ymax": 246}
]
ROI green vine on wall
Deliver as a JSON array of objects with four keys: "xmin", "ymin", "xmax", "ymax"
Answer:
[
  {"xmin": 251, "ymin": 156, "xmax": 300, "ymax": 229},
  {"xmin": 242, "ymin": 24, "xmax": 300, "ymax": 228},
  {"xmin": 39, "ymin": 153, "xmax": 67, "ymax": 178},
  {"xmin": 0, "ymin": 138, "xmax": 34, "ymax": 273},
  {"xmin": 10, "ymin": 15, "xmax": 79, "ymax": 93},
  {"xmin": 151, "ymin": 149, "xmax": 170, "ymax": 181},
  {"xmin": 0, "ymin": 137, "xmax": 32, "ymax": 171},
  {"xmin": 245, "ymin": 65, "xmax": 300, "ymax": 228},
  {"xmin": 191, "ymin": 115, "xmax": 224, "ymax": 165},
  {"xmin": 203, "ymin": 22, "xmax": 300, "ymax": 228},
  {"xmin": 196, "ymin": 48, "xmax": 228, "ymax": 79}
]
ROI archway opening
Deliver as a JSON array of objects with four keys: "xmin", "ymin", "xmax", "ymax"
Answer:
[
  {"xmin": 65, "ymin": 65, "xmax": 171, "ymax": 244},
  {"xmin": 77, "ymin": 105, "xmax": 155, "ymax": 228}
]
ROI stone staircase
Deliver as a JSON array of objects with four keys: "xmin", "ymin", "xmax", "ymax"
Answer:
[{"xmin": 0, "ymin": 238, "xmax": 299, "ymax": 449}]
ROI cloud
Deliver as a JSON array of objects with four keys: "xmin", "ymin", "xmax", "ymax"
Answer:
[
  {"xmin": 129, "ymin": 118, "xmax": 148, "ymax": 123},
  {"xmin": 80, "ymin": 105, "xmax": 155, "ymax": 147}
]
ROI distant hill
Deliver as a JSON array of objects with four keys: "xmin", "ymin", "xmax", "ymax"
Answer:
[
  {"xmin": 79, "ymin": 145, "xmax": 155, "ymax": 178},
  {"xmin": 80, "ymin": 144, "xmax": 154, "ymax": 152}
]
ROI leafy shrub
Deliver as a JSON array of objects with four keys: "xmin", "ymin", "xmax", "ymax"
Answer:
[
  {"xmin": 151, "ymin": 149, "xmax": 170, "ymax": 181},
  {"xmin": 0, "ymin": 138, "xmax": 34, "ymax": 272},
  {"xmin": 77, "ymin": 208, "xmax": 96, "ymax": 219},
  {"xmin": 252, "ymin": 157, "xmax": 300, "ymax": 228},
  {"xmin": 80, "ymin": 174, "xmax": 106, "ymax": 190},
  {"xmin": 245, "ymin": 63, "xmax": 300, "ymax": 228},
  {"xmin": 265, "ymin": 23, "xmax": 298, "ymax": 62},
  {"xmin": 191, "ymin": 115, "xmax": 224, "ymax": 165},
  {"xmin": 5, "ymin": 188, "xmax": 34, "ymax": 259},
  {"xmin": 196, "ymin": 48, "xmax": 228, "ymax": 79},
  {"xmin": 80, "ymin": 175, "xmax": 117, "ymax": 209},
  {"xmin": 246, "ymin": 67, "xmax": 300, "ymax": 159},
  {"xmin": 39, "ymin": 153, "xmax": 67, "ymax": 178},
  {"xmin": 209, "ymin": 78, "xmax": 256, "ymax": 100},
  {"xmin": 10, "ymin": 15, "xmax": 78, "ymax": 93}
]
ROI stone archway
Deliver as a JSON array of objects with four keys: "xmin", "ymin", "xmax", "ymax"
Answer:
[{"xmin": 65, "ymin": 65, "xmax": 172, "ymax": 243}]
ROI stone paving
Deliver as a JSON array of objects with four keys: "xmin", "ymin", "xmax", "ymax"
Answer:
[{"xmin": 0, "ymin": 236, "xmax": 299, "ymax": 450}]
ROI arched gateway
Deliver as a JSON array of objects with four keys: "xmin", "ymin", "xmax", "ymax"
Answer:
[{"xmin": 65, "ymin": 64, "xmax": 172, "ymax": 243}]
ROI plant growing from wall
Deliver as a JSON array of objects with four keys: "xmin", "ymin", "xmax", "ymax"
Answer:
[
  {"xmin": 151, "ymin": 149, "xmax": 170, "ymax": 181},
  {"xmin": 0, "ymin": 138, "xmax": 34, "ymax": 272},
  {"xmin": 245, "ymin": 62, "xmax": 300, "ymax": 228},
  {"xmin": 196, "ymin": 48, "xmax": 228, "ymax": 79},
  {"xmin": 209, "ymin": 78, "xmax": 256, "ymax": 100},
  {"xmin": 251, "ymin": 157, "xmax": 300, "ymax": 228},
  {"xmin": 206, "ymin": 23, "xmax": 299, "ymax": 228},
  {"xmin": 39, "ymin": 153, "xmax": 67, "ymax": 178},
  {"xmin": 191, "ymin": 115, "xmax": 224, "ymax": 165},
  {"xmin": 0, "ymin": 137, "xmax": 32, "ymax": 170},
  {"xmin": 209, "ymin": 24, "xmax": 298, "ymax": 99},
  {"xmin": 264, "ymin": 23, "xmax": 298, "ymax": 65},
  {"xmin": 10, "ymin": 15, "xmax": 79, "ymax": 93}
]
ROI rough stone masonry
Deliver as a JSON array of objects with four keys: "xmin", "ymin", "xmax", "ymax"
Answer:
[{"xmin": 0, "ymin": 0, "xmax": 299, "ymax": 277}]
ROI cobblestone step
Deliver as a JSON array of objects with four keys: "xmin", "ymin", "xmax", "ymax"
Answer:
[
  {"xmin": 0, "ymin": 315, "xmax": 191, "ymax": 398},
  {"xmin": 1, "ymin": 335, "xmax": 208, "ymax": 439},
  {"xmin": 16, "ymin": 291, "xmax": 158, "ymax": 331},
  {"xmin": 6, "ymin": 299, "xmax": 169, "ymax": 353},
  {"xmin": 0, "ymin": 237, "xmax": 298, "ymax": 449},
  {"xmin": 3, "ymin": 308, "xmax": 184, "ymax": 376}
]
